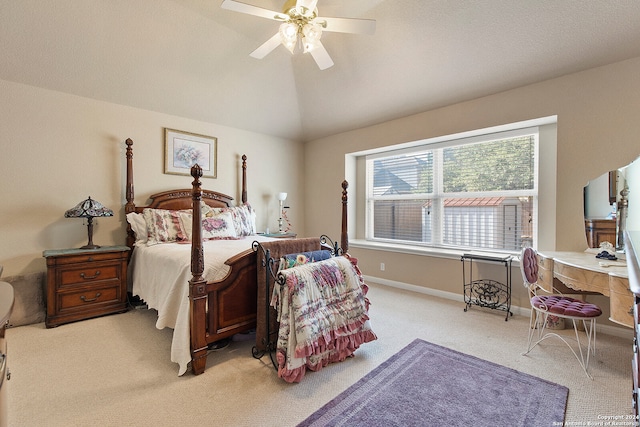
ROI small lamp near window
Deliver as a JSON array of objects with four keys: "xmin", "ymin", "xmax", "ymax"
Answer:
[
  {"xmin": 277, "ymin": 192, "xmax": 287, "ymax": 233},
  {"xmin": 64, "ymin": 197, "xmax": 114, "ymax": 249}
]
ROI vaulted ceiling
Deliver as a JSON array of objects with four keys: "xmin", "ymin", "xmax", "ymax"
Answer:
[{"xmin": 2, "ymin": 0, "xmax": 640, "ymax": 142}]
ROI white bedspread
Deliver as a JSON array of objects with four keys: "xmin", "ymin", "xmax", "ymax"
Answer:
[{"xmin": 128, "ymin": 235, "xmax": 276, "ymax": 375}]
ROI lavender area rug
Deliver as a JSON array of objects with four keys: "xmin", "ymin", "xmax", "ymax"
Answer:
[{"xmin": 298, "ymin": 339, "xmax": 568, "ymax": 427}]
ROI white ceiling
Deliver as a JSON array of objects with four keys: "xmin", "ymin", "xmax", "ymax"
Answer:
[{"xmin": 2, "ymin": 0, "xmax": 640, "ymax": 142}]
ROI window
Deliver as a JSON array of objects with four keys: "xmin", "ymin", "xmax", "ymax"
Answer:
[{"xmin": 366, "ymin": 128, "xmax": 538, "ymax": 253}]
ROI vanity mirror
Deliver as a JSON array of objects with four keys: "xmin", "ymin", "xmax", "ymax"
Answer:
[{"xmin": 584, "ymin": 156, "xmax": 639, "ymax": 251}]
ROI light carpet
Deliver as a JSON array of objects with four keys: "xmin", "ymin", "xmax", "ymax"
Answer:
[
  {"xmin": 298, "ymin": 338, "xmax": 568, "ymax": 426},
  {"xmin": 5, "ymin": 282, "xmax": 633, "ymax": 426}
]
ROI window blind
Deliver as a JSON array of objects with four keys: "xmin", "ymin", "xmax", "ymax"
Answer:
[{"xmin": 366, "ymin": 131, "xmax": 537, "ymax": 252}]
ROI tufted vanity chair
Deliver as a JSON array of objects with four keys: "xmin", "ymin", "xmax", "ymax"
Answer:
[{"xmin": 519, "ymin": 246, "xmax": 603, "ymax": 379}]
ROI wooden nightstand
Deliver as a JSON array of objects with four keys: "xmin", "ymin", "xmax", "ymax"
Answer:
[{"xmin": 43, "ymin": 245, "xmax": 130, "ymax": 328}]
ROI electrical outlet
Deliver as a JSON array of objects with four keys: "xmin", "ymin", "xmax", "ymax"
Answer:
[{"xmin": 380, "ymin": 262, "xmax": 385, "ymax": 271}]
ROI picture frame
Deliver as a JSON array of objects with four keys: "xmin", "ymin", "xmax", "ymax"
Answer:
[{"xmin": 164, "ymin": 128, "xmax": 217, "ymax": 178}]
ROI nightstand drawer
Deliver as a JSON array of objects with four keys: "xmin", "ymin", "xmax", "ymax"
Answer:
[
  {"xmin": 47, "ymin": 251, "xmax": 124, "ymax": 266},
  {"xmin": 44, "ymin": 245, "xmax": 130, "ymax": 328},
  {"xmin": 57, "ymin": 285, "xmax": 121, "ymax": 312},
  {"xmin": 58, "ymin": 264, "xmax": 120, "ymax": 288}
]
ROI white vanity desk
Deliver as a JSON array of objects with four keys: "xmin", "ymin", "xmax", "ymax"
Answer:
[{"xmin": 536, "ymin": 248, "xmax": 632, "ymax": 328}]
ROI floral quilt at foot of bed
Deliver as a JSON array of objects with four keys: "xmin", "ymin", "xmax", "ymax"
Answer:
[{"xmin": 273, "ymin": 255, "xmax": 377, "ymax": 383}]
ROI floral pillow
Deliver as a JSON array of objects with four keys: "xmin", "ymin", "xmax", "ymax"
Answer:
[
  {"xmin": 202, "ymin": 211, "xmax": 238, "ymax": 240},
  {"xmin": 142, "ymin": 208, "xmax": 189, "ymax": 245},
  {"xmin": 179, "ymin": 209, "xmax": 238, "ymax": 241},
  {"xmin": 207, "ymin": 205, "xmax": 255, "ymax": 236},
  {"xmin": 177, "ymin": 202, "xmax": 213, "ymax": 234},
  {"xmin": 225, "ymin": 204, "xmax": 256, "ymax": 236}
]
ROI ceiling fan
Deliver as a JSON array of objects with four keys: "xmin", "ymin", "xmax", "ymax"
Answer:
[{"xmin": 221, "ymin": 0, "xmax": 376, "ymax": 70}]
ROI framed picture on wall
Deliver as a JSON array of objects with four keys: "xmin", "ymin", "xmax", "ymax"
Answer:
[{"xmin": 164, "ymin": 128, "xmax": 217, "ymax": 178}]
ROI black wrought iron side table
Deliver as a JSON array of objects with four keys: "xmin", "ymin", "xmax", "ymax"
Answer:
[{"xmin": 461, "ymin": 253, "xmax": 513, "ymax": 321}]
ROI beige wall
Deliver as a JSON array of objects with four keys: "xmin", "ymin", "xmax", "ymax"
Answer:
[
  {"xmin": 0, "ymin": 79, "xmax": 303, "ymax": 277},
  {"xmin": 304, "ymin": 57, "xmax": 640, "ymax": 326},
  {"xmin": 2, "ymin": 57, "xmax": 639, "ymax": 329}
]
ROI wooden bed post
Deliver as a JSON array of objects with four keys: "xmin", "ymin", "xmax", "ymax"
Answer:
[
  {"xmin": 124, "ymin": 138, "xmax": 137, "ymax": 250},
  {"xmin": 189, "ymin": 164, "xmax": 208, "ymax": 375},
  {"xmin": 125, "ymin": 138, "xmax": 135, "ymax": 214},
  {"xmin": 241, "ymin": 154, "xmax": 247, "ymax": 204},
  {"xmin": 342, "ymin": 180, "xmax": 349, "ymax": 253}
]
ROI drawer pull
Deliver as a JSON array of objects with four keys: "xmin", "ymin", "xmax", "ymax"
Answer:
[
  {"xmin": 80, "ymin": 292, "xmax": 102, "ymax": 303},
  {"xmin": 80, "ymin": 271, "xmax": 101, "ymax": 280}
]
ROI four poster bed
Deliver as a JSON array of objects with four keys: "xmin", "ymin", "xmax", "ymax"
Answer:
[{"xmin": 123, "ymin": 138, "xmax": 374, "ymax": 378}]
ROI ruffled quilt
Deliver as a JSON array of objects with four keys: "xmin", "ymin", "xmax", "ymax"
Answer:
[{"xmin": 271, "ymin": 255, "xmax": 376, "ymax": 383}]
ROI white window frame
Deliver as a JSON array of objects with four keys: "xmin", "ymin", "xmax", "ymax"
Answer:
[{"xmin": 363, "ymin": 127, "xmax": 539, "ymax": 254}]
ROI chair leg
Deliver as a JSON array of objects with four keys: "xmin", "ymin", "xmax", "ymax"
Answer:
[
  {"xmin": 577, "ymin": 318, "xmax": 597, "ymax": 371},
  {"xmin": 568, "ymin": 319, "xmax": 594, "ymax": 379},
  {"xmin": 524, "ymin": 310, "xmax": 541, "ymax": 353},
  {"xmin": 522, "ymin": 310, "xmax": 597, "ymax": 380},
  {"xmin": 524, "ymin": 310, "xmax": 548, "ymax": 353}
]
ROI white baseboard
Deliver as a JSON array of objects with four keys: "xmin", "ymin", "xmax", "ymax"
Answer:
[{"xmin": 363, "ymin": 275, "xmax": 634, "ymax": 340}]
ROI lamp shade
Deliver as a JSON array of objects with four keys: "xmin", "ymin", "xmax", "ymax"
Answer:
[
  {"xmin": 277, "ymin": 192, "xmax": 288, "ymax": 202},
  {"xmin": 65, "ymin": 197, "xmax": 113, "ymax": 218},
  {"xmin": 65, "ymin": 197, "xmax": 113, "ymax": 249}
]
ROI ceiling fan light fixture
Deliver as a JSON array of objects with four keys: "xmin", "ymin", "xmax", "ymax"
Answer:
[
  {"xmin": 279, "ymin": 22, "xmax": 299, "ymax": 53},
  {"xmin": 221, "ymin": 0, "xmax": 375, "ymax": 70},
  {"xmin": 303, "ymin": 22, "xmax": 322, "ymax": 40},
  {"xmin": 302, "ymin": 36, "xmax": 318, "ymax": 53},
  {"xmin": 302, "ymin": 22, "xmax": 322, "ymax": 53}
]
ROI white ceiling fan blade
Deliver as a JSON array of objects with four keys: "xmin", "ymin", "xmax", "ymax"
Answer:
[
  {"xmin": 295, "ymin": 0, "xmax": 319, "ymax": 16},
  {"xmin": 250, "ymin": 33, "xmax": 282, "ymax": 59},
  {"xmin": 319, "ymin": 16, "xmax": 376, "ymax": 35},
  {"xmin": 221, "ymin": 0, "xmax": 288, "ymax": 21},
  {"xmin": 309, "ymin": 42, "xmax": 334, "ymax": 70}
]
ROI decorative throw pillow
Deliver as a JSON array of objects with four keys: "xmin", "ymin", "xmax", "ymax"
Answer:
[
  {"xmin": 225, "ymin": 204, "xmax": 256, "ymax": 236},
  {"xmin": 202, "ymin": 210, "xmax": 238, "ymax": 240},
  {"xmin": 142, "ymin": 208, "xmax": 189, "ymax": 245},
  {"xmin": 126, "ymin": 212, "xmax": 148, "ymax": 246},
  {"xmin": 178, "ymin": 210, "xmax": 194, "ymax": 240},
  {"xmin": 5, "ymin": 272, "xmax": 46, "ymax": 327},
  {"xmin": 179, "ymin": 209, "xmax": 238, "ymax": 240},
  {"xmin": 176, "ymin": 202, "xmax": 213, "ymax": 237}
]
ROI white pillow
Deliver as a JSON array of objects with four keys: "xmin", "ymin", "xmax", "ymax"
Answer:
[{"xmin": 126, "ymin": 212, "xmax": 148, "ymax": 246}]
